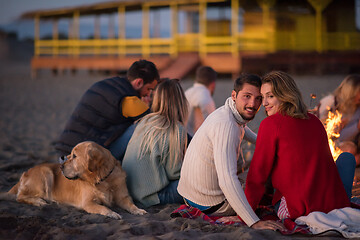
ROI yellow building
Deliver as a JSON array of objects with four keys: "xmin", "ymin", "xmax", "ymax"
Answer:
[{"xmin": 21, "ymin": 0, "xmax": 360, "ymax": 78}]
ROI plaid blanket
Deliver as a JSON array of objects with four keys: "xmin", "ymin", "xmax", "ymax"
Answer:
[
  {"xmin": 171, "ymin": 197, "xmax": 360, "ymax": 236},
  {"xmin": 170, "ymin": 204, "xmax": 312, "ymax": 235}
]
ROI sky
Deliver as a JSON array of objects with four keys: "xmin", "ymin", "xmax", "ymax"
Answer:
[
  {"xmin": 0, "ymin": 0, "xmax": 112, "ymax": 24},
  {"xmin": 0, "ymin": 0, "xmax": 207, "ymax": 40},
  {"xmin": 0, "ymin": 0, "xmax": 118, "ymax": 39},
  {"xmin": 0, "ymin": 0, "xmax": 196, "ymax": 40}
]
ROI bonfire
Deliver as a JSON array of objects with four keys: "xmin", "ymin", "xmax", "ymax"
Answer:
[{"xmin": 324, "ymin": 110, "xmax": 343, "ymax": 161}]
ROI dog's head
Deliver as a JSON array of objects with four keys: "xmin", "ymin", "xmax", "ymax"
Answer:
[{"xmin": 61, "ymin": 141, "xmax": 116, "ymax": 184}]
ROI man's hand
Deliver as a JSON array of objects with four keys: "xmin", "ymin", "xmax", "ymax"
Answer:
[{"xmin": 251, "ymin": 220, "xmax": 286, "ymax": 231}]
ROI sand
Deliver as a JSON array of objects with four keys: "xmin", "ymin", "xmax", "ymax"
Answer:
[{"xmin": 0, "ymin": 40, "xmax": 358, "ymax": 239}]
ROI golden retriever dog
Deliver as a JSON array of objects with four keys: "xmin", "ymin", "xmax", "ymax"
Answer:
[{"xmin": 0, "ymin": 141, "xmax": 146, "ymax": 219}]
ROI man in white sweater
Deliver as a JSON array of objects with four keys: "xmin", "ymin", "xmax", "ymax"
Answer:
[
  {"xmin": 185, "ymin": 66, "xmax": 217, "ymax": 136},
  {"xmin": 178, "ymin": 74, "xmax": 285, "ymax": 230}
]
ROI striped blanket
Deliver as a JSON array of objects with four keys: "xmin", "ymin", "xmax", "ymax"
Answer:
[{"xmin": 170, "ymin": 204, "xmax": 312, "ymax": 235}]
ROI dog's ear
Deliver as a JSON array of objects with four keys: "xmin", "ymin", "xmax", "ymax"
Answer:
[
  {"xmin": 87, "ymin": 142, "xmax": 116, "ymax": 183},
  {"xmin": 87, "ymin": 145, "xmax": 105, "ymax": 173}
]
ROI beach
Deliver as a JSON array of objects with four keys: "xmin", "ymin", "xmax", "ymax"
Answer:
[{"xmin": 0, "ymin": 40, "xmax": 359, "ymax": 240}]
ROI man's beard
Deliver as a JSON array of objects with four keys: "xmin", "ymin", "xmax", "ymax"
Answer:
[
  {"xmin": 240, "ymin": 114, "xmax": 255, "ymax": 121},
  {"xmin": 240, "ymin": 107, "xmax": 258, "ymax": 121}
]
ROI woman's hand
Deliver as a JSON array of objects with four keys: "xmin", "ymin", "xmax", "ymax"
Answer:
[
  {"xmin": 216, "ymin": 216, "xmax": 243, "ymax": 223},
  {"xmin": 251, "ymin": 220, "xmax": 286, "ymax": 231},
  {"xmin": 141, "ymin": 96, "xmax": 152, "ymax": 107}
]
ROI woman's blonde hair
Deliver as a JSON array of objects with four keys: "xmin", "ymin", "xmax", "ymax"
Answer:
[
  {"xmin": 137, "ymin": 78, "xmax": 189, "ymax": 163},
  {"xmin": 262, "ymin": 71, "xmax": 308, "ymax": 119},
  {"xmin": 334, "ymin": 74, "xmax": 360, "ymax": 116}
]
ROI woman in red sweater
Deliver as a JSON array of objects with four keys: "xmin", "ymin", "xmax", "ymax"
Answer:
[{"xmin": 245, "ymin": 71, "xmax": 355, "ymax": 220}]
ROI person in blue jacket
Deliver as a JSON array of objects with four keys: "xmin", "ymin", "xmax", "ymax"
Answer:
[{"xmin": 55, "ymin": 59, "xmax": 159, "ymax": 156}]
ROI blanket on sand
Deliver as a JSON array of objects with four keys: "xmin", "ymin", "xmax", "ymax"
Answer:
[
  {"xmin": 170, "ymin": 204, "xmax": 311, "ymax": 235},
  {"xmin": 295, "ymin": 207, "xmax": 360, "ymax": 238},
  {"xmin": 171, "ymin": 204, "xmax": 360, "ymax": 237}
]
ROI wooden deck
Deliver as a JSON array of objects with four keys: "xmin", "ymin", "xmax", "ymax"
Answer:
[
  {"xmin": 241, "ymin": 51, "xmax": 360, "ymax": 75},
  {"xmin": 31, "ymin": 51, "xmax": 360, "ymax": 79},
  {"xmin": 30, "ymin": 53, "xmax": 241, "ymax": 79},
  {"xmin": 31, "ymin": 56, "xmax": 173, "ymax": 77}
]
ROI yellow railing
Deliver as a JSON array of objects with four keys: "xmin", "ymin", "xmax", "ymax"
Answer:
[
  {"xmin": 176, "ymin": 33, "xmax": 200, "ymax": 52},
  {"xmin": 34, "ymin": 32, "xmax": 360, "ymax": 57},
  {"xmin": 274, "ymin": 32, "xmax": 360, "ymax": 52},
  {"xmin": 35, "ymin": 38, "xmax": 174, "ymax": 56},
  {"xmin": 325, "ymin": 32, "xmax": 360, "ymax": 51},
  {"xmin": 275, "ymin": 32, "xmax": 316, "ymax": 51}
]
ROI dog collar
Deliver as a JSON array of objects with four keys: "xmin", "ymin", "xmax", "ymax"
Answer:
[{"xmin": 97, "ymin": 166, "xmax": 115, "ymax": 184}]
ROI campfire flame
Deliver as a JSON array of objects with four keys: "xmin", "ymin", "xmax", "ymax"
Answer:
[{"xmin": 324, "ymin": 110, "xmax": 343, "ymax": 161}]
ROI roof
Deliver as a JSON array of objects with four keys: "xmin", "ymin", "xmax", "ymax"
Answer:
[{"xmin": 20, "ymin": 0, "xmax": 226, "ymax": 19}]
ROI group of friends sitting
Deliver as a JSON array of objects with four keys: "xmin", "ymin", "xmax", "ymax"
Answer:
[{"xmin": 55, "ymin": 59, "xmax": 360, "ymax": 231}]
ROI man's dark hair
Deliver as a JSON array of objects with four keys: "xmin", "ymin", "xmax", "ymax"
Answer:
[
  {"xmin": 233, "ymin": 73, "xmax": 261, "ymax": 94},
  {"xmin": 195, "ymin": 66, "xmax": 217, "ymax": 86},
  {"xmin": 127, "ymin": 59, "xmax": 160, "ymax": 84}
]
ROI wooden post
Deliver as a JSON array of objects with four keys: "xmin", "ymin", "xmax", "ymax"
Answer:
[
  {"xmin": 231, "ymin": 0, "xmax": 239, "ymax": 57},
  {"xmin": 34, "ymin": 15, "xmax": 40, "ymax": 56},
  {"xmin": 118, "ymin": 6, "xmax": 126, "ymax": 56},
  {"xmin": 94, "ymin": 14, "xmax": 100, "ymax": 56},
  {"xmin": 257, "ymin": 0, "xmax": 276, "ymax": 52},
  {"xmin": 108, "ymin": 14, "xmax": 115, "ymax": 57},
  {"xmin": 52, "ymin": 18, "xmax": 59, "ymax": 56},
  {"xmin": 72, "ymin": 11, "xmax": 80, "ymax": 57},
  {"xmin": 73, "ymin": 11, "xmax": 79, "ymax": 39},
  {"xmin": 142, "ymin": 4, "xmax": 150, "ymax": 58},
  {"xmin": 108, "ymin": 14, "xmax": 115, "ymax": 39},
  {"xmin": 52, "ymin": 19, "xmax": 58, "ymax": 40},
  {"xmin": 171, "ymin": 3, "xmax": 178, "ymax": 58},
  {"xmin": 94, "ymin": 14, "xmax": 100, "ymax": 39},
  {"xmin": 307, "ymin": 0, "xmax": 333, "ymax": 52},
  {"xmin": 315, "ymin": 8, "xmax": 322, "ymax": 52},
  {"xmin": 153, "ymin": 9, "xmax": 161, "ymax": 38},
  {"xmin": 199, "ymin": 1, "xmax": 207, "ymax": 58},
  {"xmin": 32, "ymin": 15, "xmax": 40, "ymax": 79},
  {"xmin": 185, "ymin": 11, "xmax": 193, "ymax": 33}
]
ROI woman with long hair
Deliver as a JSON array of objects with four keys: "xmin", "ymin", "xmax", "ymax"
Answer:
[
  {"xmin": 245, "ymin": 71, "xmax": 355, "ymax": 220},
  {"xmin": 318, "ymin": 74, "xmax": 360, "ymax": 121},
  {"xmin": 317, "ymin": 74, "xmax": 360, "ymax": 166},
  {"xmin": 122, "ymin": 78, "xmax": 189, "ymax": 207}
]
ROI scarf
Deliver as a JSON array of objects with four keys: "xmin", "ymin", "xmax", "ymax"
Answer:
[{"xmin": 225, "ymin": 97, "xmax": 249, "ymax": 126}]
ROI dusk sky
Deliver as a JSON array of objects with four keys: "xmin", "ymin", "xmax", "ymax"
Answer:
[
  {"xmin": 0, "ymin": 0, "xmax": 118, "ymax": 39},
  {"xmin": 0, "ymin": 0, "xmax": 198, "ymax": 40},
  {"xmin": 0, "ymin": 0, "xmax": 111, "ymax": 24}
]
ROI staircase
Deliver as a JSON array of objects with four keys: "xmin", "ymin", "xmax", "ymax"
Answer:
[{"xmin": 160, "ymin": 53, "xmax": 200, "ymax": 80}]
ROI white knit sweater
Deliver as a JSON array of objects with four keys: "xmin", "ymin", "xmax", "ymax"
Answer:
[{"xmin": 178, "ymin": 97, "xmax": 260, "ymax": 226}]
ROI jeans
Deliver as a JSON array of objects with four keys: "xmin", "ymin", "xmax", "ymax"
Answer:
[
  {"xmin": 336, "ymin": 152, "xmax": 356, "ymax": 200},
  {"xmin": 108, "ymin": 124, "xmax": 136, "ymax": 162},
  {"xmin": 184, "ymin": 198, "xmax": 211, "ymax": 211},
  {"xmin": 158, "ymin": 180, "xmax": 184, "ymax": 205}
]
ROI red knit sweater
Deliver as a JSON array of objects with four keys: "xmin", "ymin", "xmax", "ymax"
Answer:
[{"xmin": 245, "ymin": 113, "xmax": 350, "ymax": 219}]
